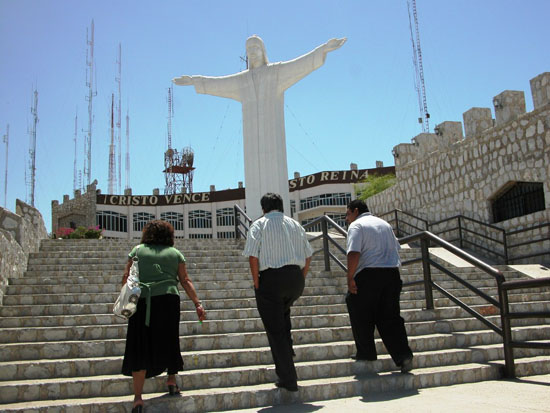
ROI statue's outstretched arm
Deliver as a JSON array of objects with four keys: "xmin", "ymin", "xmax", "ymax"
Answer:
[
  {"xmin": 323, "ymin": 38, "xmax": 347, "ymax": 54},
  {"xmin": 172, "ymin": 75, "xmax": 194, "ymax": 86},
  {"xmin": 278, "ymin": 37, "xmax": 347, "ymax": 91},
  {"xmin": 173, "ymin": 73, "xmax": 242, "ymax": 101}
]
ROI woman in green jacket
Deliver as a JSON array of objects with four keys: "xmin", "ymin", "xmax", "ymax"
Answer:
[{"xmin": 121, "ymin": 220, "xmax": 206, "ymax": 412}]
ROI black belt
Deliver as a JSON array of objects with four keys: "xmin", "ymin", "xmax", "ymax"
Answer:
[{"xmin": 260, "ymin": 264, "xmax": 300, "ymax": 275}]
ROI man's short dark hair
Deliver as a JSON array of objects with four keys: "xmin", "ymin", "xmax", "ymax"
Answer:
[
  {"xmin": 260, "ymin": 193, "xmax": 284, "ymax": 213},
  {"xmin": 347, "ymin": 199, "xmax": 369, "ymax": 215}
]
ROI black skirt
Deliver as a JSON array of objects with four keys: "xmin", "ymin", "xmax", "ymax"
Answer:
[{"xmin": 121, "ymin": 294, "xmax": 184, "ymax": 378}]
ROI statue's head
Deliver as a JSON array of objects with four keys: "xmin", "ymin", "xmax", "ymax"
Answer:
[{"xmin": 246, "ymin": 35, "xmax": 268, "ymax": 68}]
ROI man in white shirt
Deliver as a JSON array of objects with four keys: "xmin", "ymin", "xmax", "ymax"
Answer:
[
  {"xmin": 243, "ymin": 193, "xmax": 313, "ymax": 391},
  {"xmin": 345, "ymin": 199, "xmax": 413, "ymax": 373}
]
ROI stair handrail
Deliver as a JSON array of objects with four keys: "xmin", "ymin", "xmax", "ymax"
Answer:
[
  {"xmin": 429, "ymin": 214, "xmax": 508, "ymax": 264},
  {"xmin": 506, "ymin": 222, "xmax": 550, "ymax": 263},
  {"xmin": 295, "ymin": 213, "xmax": 547, "ymax": 379},
  {"xmin": 234, "ymin": 205, "xmax": 253, "ymax": 239},
  {"xmin": 498, "ymin": 276, "xmax": 550, "ymax": 378},
  {"xmin": 302, "ymin": 215, "xmax": 348, "ymax": 272},
  {"xmin": 378, "ymin": 209, "xmax": 429, "ymax": 237},
  {"xmin": 379, "ymin": 209, "xmax": 550, "ymax": 265}
]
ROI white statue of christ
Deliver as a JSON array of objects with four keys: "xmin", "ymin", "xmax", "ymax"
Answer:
[{"xmin": 173, "ymin": 35, "xmax": 346, "ymax": 220}]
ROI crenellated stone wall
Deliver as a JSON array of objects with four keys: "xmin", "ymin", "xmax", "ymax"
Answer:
[
  {"xmin": 368, "ymin": 72, "xmax": 550, "ymax": 264},
  {"xmin": 51, "ymin": 180, "xmax": 99, "ymax": 234},
  {"xmin": 0, "ymin": 200, "xmax": 48, "ymax": 304}
]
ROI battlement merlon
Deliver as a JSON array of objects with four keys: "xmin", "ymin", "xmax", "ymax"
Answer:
[
  {"xmin": 530, "ymin": 72, "xmax": 550, "ymax": 109},
  {"xmin": 462, "ymin": 107, "xmax": 493, "ymax": 139},
  {"xmin": 493, "ymin": 90, "xmax": 526, "ymax": 127}
]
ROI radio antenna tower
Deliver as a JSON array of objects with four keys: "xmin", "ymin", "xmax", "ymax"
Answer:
[
  {"xmin": 116, "ymin": 43, "xmax": 122, "ymax": 194},
  {"xmin": 108, "ymin": 94, "xmax": 116, "ymax": 193},
  {"xmin": 163, "ymin": 86, "xmax": 195, "ymax": 194},
  {"xmin": 167, "ymin": 85, "xmax": 174, "ymax": 150},
  {"xmin": 2, "ymin": 124, "xmax": 8, "ymax": 207},
  {"xmin": 407, "ymin": 0, "xmax": 430, "ymax": 133},
  {"xmin": 73, "ymin": 111, "xmax": 78, "ymax": 192},
  {"xmin": 125, "ymin": 106, "xmax": 130, "ymax": 190},
  {"xmin": 28, "ymin": 88, "xmax": 38, "ymax": 206},
  {"xmin": 84, "ymin": 19, "xmax": 96, "ymax": 186}
]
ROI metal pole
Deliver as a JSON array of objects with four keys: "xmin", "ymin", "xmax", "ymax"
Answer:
[
  {"xmin": 3, "ymin": 124, "xmax": 8, "ymax": 208},
  {"xmin": 322, "ymin": 217, "xmax": 330, "ymax": 272},
  {"xmin": 458, "ymin": 216, "xmax": 463, "ymax": 249},
  {"xmin": 234, "ymin": 205, "xmax": 240, "ymax": 239},
  {"xmin": 498, "ymin": 281, "xmax": 515, "ymax": 378},
  {"xmin": 502, "ymin": 230, "xmax": 509, "ymax": 265},
  {"xmin": 421, "ymin": 237, "xmax": 434, "ymax": 310},
  {"xmin": 395, "ymin": 210, "xmax": 400, "ymax": 237}
]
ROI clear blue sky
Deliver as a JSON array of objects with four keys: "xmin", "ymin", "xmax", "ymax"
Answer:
[{"xmin": 1, "ymin": 0, "xmax": 549, "ymax": 232}]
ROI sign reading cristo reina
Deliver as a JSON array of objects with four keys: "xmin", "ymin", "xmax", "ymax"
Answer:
[{"xmin": 96, "ymin": 167, "xmax": 394, "ymax": 207}]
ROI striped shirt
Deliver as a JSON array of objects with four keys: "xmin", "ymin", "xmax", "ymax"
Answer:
[{"xmin": 242, "ymin": 211, "xmax": 314, "ymax": 271}]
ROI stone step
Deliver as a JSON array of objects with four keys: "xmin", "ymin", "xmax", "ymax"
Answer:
[
  {"xmin": 24, "ymin": 262, "xmax": 342, "ymax": 272},
  {"xmin": 1, "ymin": 344, "xmax": 549, "ymax": 405},
  {"xmin": 0, "ymin": 338, "xmax": 536, "ymax": 382},
  {"xmin": 1, "ymin": 309, "xmax": 548, "ymax": 345},
  {"xmin": 3, "ymin": 290, "xmax": 544, "ymax": 320},
  {"xmin": 0, "ymin": 298, "xmax": 547, "ymax": 329},
  {"xmin": 0, "ymin": 303, "xmax": 347, "ymax": 328},
  {"xmin": 4, "ymin": 275, "xmax": 514, "ymax": 296},
  {"xmin": 16, "ymin": 267, "xmax": 512, "ymax": 285},
  {"xmin": 3, "ymin": 282, "xmax": 546, "ymax": 306},
  {"xmin": 3, "ymin": 357, "xmax": 549, "ymax": 413},
  {"xmin": 1, "ymin": 315, "xmax": 548, "ymax": 362}
]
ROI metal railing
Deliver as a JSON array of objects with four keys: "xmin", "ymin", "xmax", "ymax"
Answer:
[
  {"xmin": 379, "ymin": 209, "xmax": 428, "ymax": 238},
  {"xmin": 302, "ymin": 215, "xmax": 348, "ymax": 272},
  {"xmin": 234, "ymin": 205, "xmax": 252, "ymax": 239},
  {"xmin": 499, "ymin": 276, "xmax": 550, "ymax": 378},
  {"xmin": 506, "ymin": 222, "xmax": 550, "ymax": 263},
  {"xmin": 378, "ymin": 209, "xmax": 550, "ymax": 265},
  {"xmin": 429, "ymin": 215, "xmax": 508, "ymax": 264},
  {"xmin": 298, "ymin": 214, "xmax": 550, "ymax": 378}
]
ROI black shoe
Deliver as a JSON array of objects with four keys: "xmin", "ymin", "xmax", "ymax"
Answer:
[
  {"xmin": 131, "ymin": 404, "xmax": 143, "ymax": 413},
  {"xmin": 167, "ymin": 384, "xmax": 181, "ymax": 395},
  {"xmin": 400, "ymin": 357, "xmax": 413, "ymax": 373},
  {"xmin": 275, "ymin": 381, "xmax": 298, "ymax": 392}
]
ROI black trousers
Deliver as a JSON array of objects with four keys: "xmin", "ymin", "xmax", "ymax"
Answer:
[
  {"xmin": 345, "ymin": 267, "xmax": 413, "ymax": 366},
  {"xmin": 255, "ymin": 265, "xmax": 305, "ymax": 384}
]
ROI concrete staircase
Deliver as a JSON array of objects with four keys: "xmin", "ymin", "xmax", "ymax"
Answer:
[{"xmin": 1, "ymin": 238, "xmax": 549, "ymax": 412}]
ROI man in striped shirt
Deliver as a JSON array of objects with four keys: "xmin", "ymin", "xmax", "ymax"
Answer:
[{"xmin": 243, "ymin": 193, "xmax": 313, "ymax": 392}]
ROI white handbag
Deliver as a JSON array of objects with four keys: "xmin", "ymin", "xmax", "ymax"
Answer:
[{"xmin": 113, "ymin": 246, "xmax": 142, "ymax": 320}]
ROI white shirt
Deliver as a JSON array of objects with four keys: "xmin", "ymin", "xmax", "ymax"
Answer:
[
  {"xmin": 242, "ymin": 211, "xmax": 314, "ymax": 271},
  {"xmin": 347, "ymin": 212, "xmax": 401, "ymax": 276}
]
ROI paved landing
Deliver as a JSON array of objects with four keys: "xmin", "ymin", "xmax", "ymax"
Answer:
[{"xmin": 229, "ymin": 373, "xmax": 550, "ymax": 412}]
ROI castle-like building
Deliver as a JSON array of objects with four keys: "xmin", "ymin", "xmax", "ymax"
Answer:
[{"xmin": 52, "ymin": 164, "xmax": 394, "ymax": 239}]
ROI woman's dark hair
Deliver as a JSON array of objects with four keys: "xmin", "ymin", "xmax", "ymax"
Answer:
[
  {"xmin": 347, "ymin": 199, "xmax": 369, "ymax": 215},
  {"xmin": 141, "ymin": 220, "xmax": 175, "ymax": 246},
  {"xmin": 260, "ymin": 192, "xmax": 284, "ymax": 213}
]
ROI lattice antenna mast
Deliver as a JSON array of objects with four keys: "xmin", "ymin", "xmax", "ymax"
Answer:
[
  {"xmin": 84, "ymin": 19, "xmax": 97, "ymax": 186},
  {"xmin": 125, "ymin": 106, "xmax": 130, "ymax": 190},
  {"xmin": 3, "ymin": 124, "xmax": 8, "ymax": 207},
  {"xmin": 29, "ymin": 88, "xmax": 38, "ymax": 206},
  {"xmin": 407, "ymin": 0, "xmax": 430, "ymax": 133},
  {"xmin": 108, "ymin": 94, "xmax": 116, "ymax": 193},
  {"xmin": 116, "ymin": 43, "xmax": 122, "ymax": 194},
  {"xmin": 73, "ymin": 111, "xmax": 78, "ymax": 192},
  {"xmin": 167, "ymin": 85, "xmax": 174, "ymax": 149}
]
